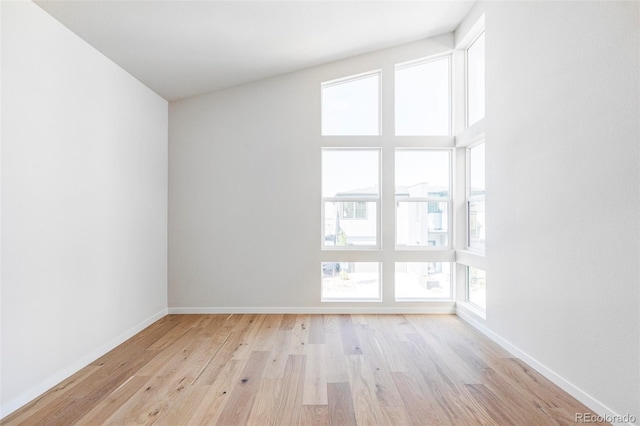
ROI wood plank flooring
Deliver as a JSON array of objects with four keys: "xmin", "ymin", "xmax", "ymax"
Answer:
[{"xmin": 1, "ymin": 314, "xmax": 606, "ymax": 425}]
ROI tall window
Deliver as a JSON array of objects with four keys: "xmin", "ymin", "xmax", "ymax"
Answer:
[
  {"xmin": 395, "ymin": 149, "xmax": 451, "ymax": 248},
  {"xmin": 467, "ymin": 32, "xmax": 485, "ymax": 127},
  {"xmin": 322, "ymin": 149, "xmax": 380, "ymax": 249},
  {"xmin": 468, "ymin": 143, "xmax": 485, "ymax": 250},
  {"xmin": 395, "ymin": 57, "xmax": 451, "ymax": 135},
  {"xmin": 320, "ymin": 56, "xmax": 453, "ymax": 303},
  {"xmin": 321, "ymin": 71, "xmax": 380, "ymax": 136}
]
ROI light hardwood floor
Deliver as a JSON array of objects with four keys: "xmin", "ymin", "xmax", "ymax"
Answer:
[{"xmin": 2, "ymin": 314, "xmax": 605, "ymax": 425}]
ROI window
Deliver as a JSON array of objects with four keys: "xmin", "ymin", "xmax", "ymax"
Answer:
[
  {"xmin": 322, "ymin": 149, "xmax": 380, "ymax": 248},
  {"xmin": 395, "ymin": 57, "xmax": 450, "ymax": 135},
  {"xmin": 467, "ymin": 266, "xmax": 486, "ymax": 309},
  {"xmin": 395, "ymin": 149, "xmax": 451, "ymax": 248},
  {"xmin": 321, "ymin": 71, "xmax": 380, "ymax": 136},
  {"xmin": 468, "ymin": 143, "xmax": 485, "ymax": 250},
  {"xmin": 320, "ymin": 53, "xmax": 460, "ymax": 303},
  {"xmin": 322, "ymin": 262, "xmax": 381, "ymax": 301},
  {"xmin": 467, "ymin": 31, "xmax": 485, "ymax": 127},
  {"xmin": 396, "ymin": 262, "xmax": 452, "ymax": 300},
  {"xmin": 340, "ymin": 201, "xmax": 367, "ymax": 219}
]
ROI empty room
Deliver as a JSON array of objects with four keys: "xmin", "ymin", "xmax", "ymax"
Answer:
[{"xmin": 1, "ymin": 0, "xmax": 639, "ymax": 424}]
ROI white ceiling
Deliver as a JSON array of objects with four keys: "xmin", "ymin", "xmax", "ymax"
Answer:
[{"xmin": 34, "ymin": 1, "xmax": 476, "ymax": 101}]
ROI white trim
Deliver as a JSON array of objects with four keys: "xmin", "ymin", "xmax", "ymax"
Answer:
[
  {"xmin": 321, "ymin": 68, "xmax": 381, "ymax": 89},
  {"xmin": 455, "ymin": 310, "xmax": 635, "ymax": 426},
  {"xmin": 168, "ymin": 306, "xmax": 456, "ymax": 315},
  {"xmin": 456, "ymin": 300, "xmax": 486, "ymax": 321},
  {"xmin": 455, "ymin": 13, "xmax": 485, "ymax": 50},
  {"xmin": 0, "ymin": 309, "xmax": 168, "ymax": 419},
  {"xmin": 456, "ymin": 249, "xmax": 486, "ymax": 270},
  {"xmin": 455, "ymin": 119, "xmax": 484, "ymax": 148}
]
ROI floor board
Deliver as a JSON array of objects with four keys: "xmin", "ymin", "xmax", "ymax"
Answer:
[{"xmin": 1, "ymin": 314, "xmax": 606, "ymax": 425}]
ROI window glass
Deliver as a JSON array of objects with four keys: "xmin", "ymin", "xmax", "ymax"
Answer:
[
  {"xmin": 468, "ymin": 143, "xmax": 485, "ymax": 250},
  {"xmin": 324, "ymin": 202, "xmax": 377, "ymax": 247},
  {"xmin": 322, "ymin": 150, "xmax": 379, "ymax": 198},
  {"xmin": 469, "ymin": 143, "xmax": 485, "ymax": 196},
  {"xmin": 468, "ymin": 200, "xmax": 485, "ymax": 248},
  {"xmin": 395, "ymin": 57, "xmax": 450, "ymax": 135},
  {"xmin": 396, "ymin": 201, "xmax": 449, "ymax": 247},
  {"xmin": 395, "ymin": 262, "xmax": 452, "ymax": 300},
  {"xmin": 467, "ymin": 32, "xmax": 485, "ymax": 126},
  {"xmin": 322, "ymin": 73, "xmax": 380, "ymax": 135},
  {"xmin": 322, "ymin": 262, "xmax": 381, "ymax": 301},
  {"xmin": 467, "ymin": 267, "xmax": 486, "ymax": 309},
  {"xmin": 395, "ymin": 150, "xmax": 450, "ymax": 198}
]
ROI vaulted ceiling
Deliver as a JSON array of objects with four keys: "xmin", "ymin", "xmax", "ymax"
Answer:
[{"xmin": 35, "ymin": 1, "xmax": 476, "ymax": 101}]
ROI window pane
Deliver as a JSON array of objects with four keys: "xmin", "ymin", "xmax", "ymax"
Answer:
[
  {"xmin": 322, "ymin": 150, "xmax": 379, "ymax": 198},
  {"xmin": 467, "ymin": 32, "xmax": 485, "ymax": 126},
  {"xmin": 467, "ymin": 267, "xmax": 486, "ymax": 309},
  {"xmin": 322, "ymin": 73, "xmax": 380, "ymax": 135},
  {"xmin": 395, "ymin": 57, "xmax": 450, "ymax": 135},
  {"xmin": 322, "ymin": 262, "xmax": 381, "ymax": 301},
  {"xmin": 395, "ymin": 262, "xmax": 451, "ymax": 300},
  {"xmin": 396, "ymin": 201, "xmax": 448, "ymax": 247},
  {"xmin": 469, "ymin": 143, "xmax": 485, "ymax": 196},
  {"xmin": 468, "ymin": 199, "xmax": 485, "ymax": 249},
  {"xmin": 395, "ymin": 150, "xmax": 450, "ymax": 198},
  {"xmin": 324, "ymin": 201, "xmax": 377, "ymax": 247}
]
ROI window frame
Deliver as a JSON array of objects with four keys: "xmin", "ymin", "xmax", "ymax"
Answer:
[
  {"xmin": 321, "ymin": 147, "xmax": 381, "ymax": 251},
  {"xmin": 394, "ymin": 148, "xmax": 453, "ymax": 251}
]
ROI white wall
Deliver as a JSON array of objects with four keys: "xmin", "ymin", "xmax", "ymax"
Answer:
[
  {"xmin": 1, "ymin": 1, "xmax": 168, "ymax": 416},
  {"xmin": 169, "ymin": 35, "xmax": 456, "ymax": 312},
  {"xmin": 458, "ymin": 1, "xmax": 639, "ymax": 422},
  {"xmin": 170, "ymin": 0, "xmax": 639, "ymax": 420}
]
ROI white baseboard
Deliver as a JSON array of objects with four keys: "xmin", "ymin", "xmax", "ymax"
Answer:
[
  {"xmin": 455, "ymin": 308, "xmax": 636, "ymax": 426},
  {"xmin": 168, "ymin": 306, "xmax": 456, "ymax": 314},
  {"xmin": 0, "ymin": 308, "xmax": 168, "ymax": 419}
]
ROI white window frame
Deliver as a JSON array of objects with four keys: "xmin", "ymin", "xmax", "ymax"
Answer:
[
  {"xmin": 395, "ymin": 54, "xmax": 453, "ymax": 136},
  {"xmin": 395, "ymin": 148, "xmax": 453, "ymax": 251},
  {"xmin": 321, "ymin": 147, "xmax": 381, "ymax": 251}
]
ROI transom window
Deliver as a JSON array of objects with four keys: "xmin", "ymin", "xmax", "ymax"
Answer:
[
  {"xmin": 321, "ymin": 71, "xmax": 380, "ymax": 136},
  {"xmin": 395, "ymin": 56, "xmax": 451, "ymax": 135}
]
